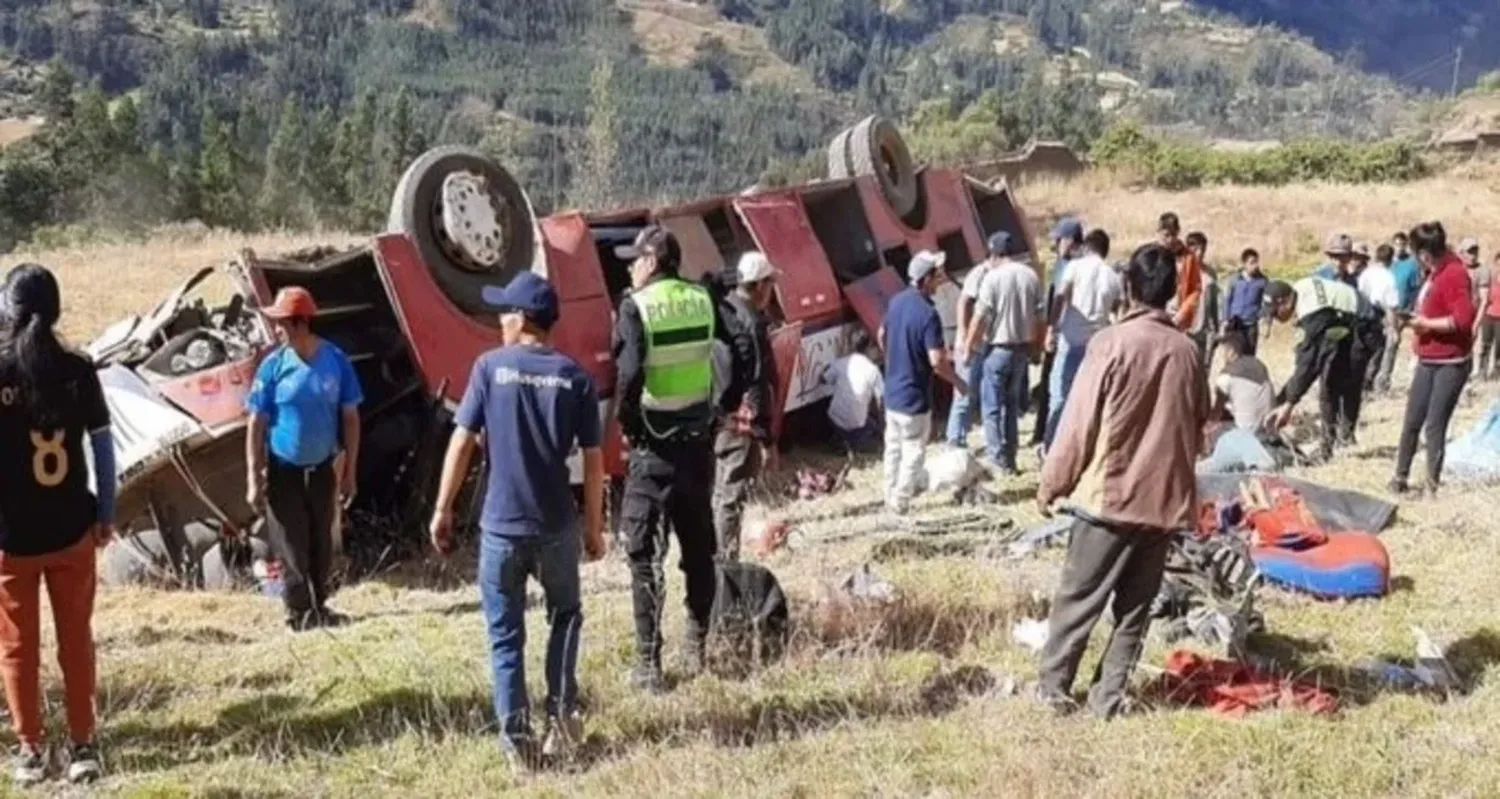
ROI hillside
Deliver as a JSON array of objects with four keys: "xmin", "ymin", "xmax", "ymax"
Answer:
[{"xmin": 0, "ymin": 0, "xmax": 1468, "ymax": 248}]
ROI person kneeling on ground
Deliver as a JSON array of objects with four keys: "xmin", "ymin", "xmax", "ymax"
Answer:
[
  {"xmin": 429, "ymin": 272, "xmax": 607, "ymax": 770},
  {"xmin": 1211, "ymin": 330, "xmax": 1275, "ymax": 433},
  {"xmin": 1035, "ymin": 243, "xmax": 1206, "ymax": 719},
  {"xmin": 821, "ymin": 329, "xmax": 884, "ymax": 453},
  {"xmin": 0, "ymin": 264, "xmax": 113, "ymax": 786},
  {"xmin": 245, "ymin": 286, "xmax": 363, "ymax": 632}
]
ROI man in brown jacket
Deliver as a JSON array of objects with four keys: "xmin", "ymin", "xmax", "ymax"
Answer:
[{"xmin": 1035, "ymin": 242, "xmax": 1207, "ymax": 719}]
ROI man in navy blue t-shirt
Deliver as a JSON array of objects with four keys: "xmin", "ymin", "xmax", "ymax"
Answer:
[
  {"xmin": 878, "ymin": 250, "xmax": 967, "ymax": 514},
  {"xmin": 428, "ymin": 272, "xmax": 606, "ymax": 770}
]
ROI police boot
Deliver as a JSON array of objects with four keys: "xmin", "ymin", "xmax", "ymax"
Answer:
[
  {"xmin": 679, "ymin": 627, "xmax": 708, "ymax": 679},
  {"xmin": 629, "ymin": 632, "xmax": 667, "ymax": 695}
]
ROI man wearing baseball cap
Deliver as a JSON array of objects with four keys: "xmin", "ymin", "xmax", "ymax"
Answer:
[
  {"xmin": 712, "ymin": 251, "xmax": 780, "ymax": 562},
  {"xmin": 1313, "ymin": 234, "xmax": 1357, "ymax": 286},
  {"xmin": 879, "ymin": 250, "xmax": 967, "ymax": 514},
  {"xmin": 612, "ymin": 224, "xmax": 754, "ymax": 693},
  {"xmin": 1033, "ymin": 217, "xmax": 1086, "ymax": 450},
  {"xmin": 1459, "ymin": 237, "xmax": 1491, "ymax": 342},
  {"xmin": 963, "ymin": 231, "xmax": 1043, "ymax": 473},
  {"xmin": 946, "ymin": 231, "xmax": 1013, "ymax": 449},
  {"xmin": 245, "ymin": 286, "xmax": 364, "ymax": 632},
  {"xmin": 428, "ymin": 271, "xmax": 607, "ymax": 769}
]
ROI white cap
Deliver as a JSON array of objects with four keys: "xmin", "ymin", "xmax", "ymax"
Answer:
[
  {"xmin": 737, "ymin": 251, "xmax": 778, "ymax": 284},
  {"xmin": 908, "ymin": 250, "xmax": 948, "ymax": 285}
]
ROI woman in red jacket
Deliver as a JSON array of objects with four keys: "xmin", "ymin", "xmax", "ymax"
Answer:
[{"xmin": 1391, "ymin": 222, "xmax": 1477, "ymax": 495}]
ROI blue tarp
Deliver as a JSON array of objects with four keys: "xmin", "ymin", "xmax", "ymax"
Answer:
[{"xmin": 1446, "ymin": 400, "xmax": 1500, "ymax": 484}]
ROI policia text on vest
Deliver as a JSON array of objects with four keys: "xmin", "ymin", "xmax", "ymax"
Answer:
[{"xmin": 612, "ymin": 271, "xmax": 754, "ymax": 690}]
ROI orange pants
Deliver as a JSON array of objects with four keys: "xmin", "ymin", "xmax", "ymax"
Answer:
[{"xmin": 0, "ymin": 535, "xmax": 97, "ymax": 747}]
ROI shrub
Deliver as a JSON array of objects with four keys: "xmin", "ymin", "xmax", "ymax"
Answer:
[{"xmin": 1090, "ymin": 121, "xmax": 1427, "ymax": 188}]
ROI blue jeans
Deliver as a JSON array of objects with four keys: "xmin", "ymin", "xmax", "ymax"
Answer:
[
  {"xmin": 1044, "ymin": 339, "xmax": 1087, "ymax": 450},
  {"xmin": 478, "ymin": 531, "xmax": 583, "ymax": 752},
  {"xmin": 945, "ymin": 352, "xmax": 988, "ymax": 447},
  {"xmin": 982, "ymin": 344, "xmax": 1030, "ymax": 469}
]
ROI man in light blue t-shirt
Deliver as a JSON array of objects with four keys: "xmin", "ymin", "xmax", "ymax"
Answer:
[{"xmin": 245, "ymin": 286, "xmax": 363, "ymax": 633}]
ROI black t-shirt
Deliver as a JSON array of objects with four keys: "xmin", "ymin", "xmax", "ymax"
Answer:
[{"xmin": 0, "ymin": 353, "xmax": 110, "ymax": 555}]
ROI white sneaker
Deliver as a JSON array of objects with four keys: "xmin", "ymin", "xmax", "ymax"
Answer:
[
  {"xmin": 66, "ymin": 743, "xmax": 101, "ymax": 784},
  {"xmin": 12, "ymin": 745, "xmax": 45, "ymax": 786}
]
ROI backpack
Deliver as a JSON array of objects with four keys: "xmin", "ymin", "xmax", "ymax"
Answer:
[{"xmin": 709, "ymin": 560, "xmax": 790, "ymax": 668}]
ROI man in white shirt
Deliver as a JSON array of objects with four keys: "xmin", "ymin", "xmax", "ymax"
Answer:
[
  {"xmin": 822, "ymin": 329, "xmax": 884, "ymax": 453},
  {"xmin": 1043, "ymin": 228, "xmax": 1122, "ymax": 450},
  {"xmin": 946, "ymin": 232, "xmax": 1011, "ymax": 448},
  {"xmin": 1358, "ymin": 243, "xmax": 1402, "ymax": 392}
]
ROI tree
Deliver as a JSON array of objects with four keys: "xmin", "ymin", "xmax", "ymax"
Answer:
[
  {"xmin": 37, "ymin": 60, "xmax": 76, "ymax": 127},
  {"xmin": 573, "ymin": 57, "xmax": 621, "ymax": 208},
  {"xmin": 199, "ymin": 108, "xmax": 245, "ymax": 228},
  {"xmin": 259, "ymin": 99, "xmax": 309, "ymax": 229}
]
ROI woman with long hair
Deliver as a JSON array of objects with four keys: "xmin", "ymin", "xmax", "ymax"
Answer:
[{"xmin": 0, "ymin": 263, "xmax": 114, "ymax": 786}]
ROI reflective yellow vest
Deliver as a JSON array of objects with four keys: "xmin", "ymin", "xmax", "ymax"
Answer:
[{"xmin": 634, "ymin": 277, "xmax": 716, "ymax": 413}]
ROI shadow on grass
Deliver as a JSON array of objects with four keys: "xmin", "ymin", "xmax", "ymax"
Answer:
[
  {"xmin": 106, "ymin": 662, "xmax": 997, "ymax": 776},
  {"xmin": 1239, "ymin": 628, "xmax": 1500, "ymax": 706},
  {"xmin": 101, "ymin": 626, "xmax": 254, "ymax": 650},
  {"xmin": 574, "ymin": 664, "xmax": 996, "ymax": 766},
  {"xmin": 108, "ymin": 688, "xmax": 496, "ymax": 774},
  {"xmin": 797, "ymin": 589, "xmax": 1035, "ymax": 658}
]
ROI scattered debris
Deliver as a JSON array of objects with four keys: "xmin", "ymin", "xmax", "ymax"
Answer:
[
  {"xmin": 841, "ymin": 563, "xmax": 897, "ymax": 604},
  {"xmin": 1151, "ymin": 649, "xmax": 1340, "ymax": 718},
  {"xmin": 747, "ymin": 517, "xmax": 793, "ymax": 559},
  {"xmin": 1011, "ymin": 618, "xmax": 1050, "ymax": 653}
]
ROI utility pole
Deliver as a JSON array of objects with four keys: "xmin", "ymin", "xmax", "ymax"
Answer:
[{"xmin": 1451, "ymin": 44, "xmax": 1464, "ymax": 97}]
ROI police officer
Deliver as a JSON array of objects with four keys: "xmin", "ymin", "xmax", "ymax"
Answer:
[
  {"xmin": 713, "ymin": 251, "xmax": 779, "ymax": 562},
  {"xmin": 613, "ymin": 225, "xmax": 753, "ymax": 693},
  {"xmin": 1264, "ymin": 275, "xmax": 1363, "ymax": 461}
]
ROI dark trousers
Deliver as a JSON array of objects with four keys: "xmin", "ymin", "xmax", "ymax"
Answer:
[
  {"xmin": 712, "ymin": 431, "xmax": 762, "ymax": 562},
  {"xmin": 1226, "ymin": 317, "xmax": 1260, "ymax": 356},
  {"xmin": 622, "ymin": 440, "xmax": 718, "ymax": 667},
  {"xmin": 1396, "ymin": 360, "xmax": 1471, "ymax": 487},
  {"xmin": 1319, "ymin": 345, "xmax": 1363, "ymax": 454},
  {"xmin": 1039, "ymin": 517, "xmax": 1170, "ymax": 718},
  {"xmin": 1479, "ymin": 316, "xmax": 1500, "ymax": 380},
  {"xmin": 1031, "ymin": 349, "xmax": 1054, "ymax": 447},
  {"xmin": 1362, "ymin": 329, "xmax": 1387, "ymax": 392},
  {"xmin": 265, "ymin": 458, "xmax": 337, "ymax": 622}
]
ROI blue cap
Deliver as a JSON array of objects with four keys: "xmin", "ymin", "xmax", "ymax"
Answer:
[
  {"xmin": 1049, "ymin": 217, "xmax": 1083, "ymax": 243},
  {"xmin": 480, "ymin": 272, "xmax": 560, "ymax": 329},
  {"xmin": 987, "ymin": 231, "xmax": 1015, "ymax": 256}
]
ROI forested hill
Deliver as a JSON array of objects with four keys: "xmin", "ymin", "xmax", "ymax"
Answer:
[{"xmin": 0, "ymin": 1, "xmax": 1478, "ymax": 245}]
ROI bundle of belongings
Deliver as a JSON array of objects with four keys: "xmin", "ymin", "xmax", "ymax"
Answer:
[
  {"xmin": 1152, "ymin": 533, "xmax": 1264, "ymax": 656},
  {"xmin": 1197, "ymin": 476, "xmax": 1391, "ymax": 600},
  {"xmin": 1197, "ymin": 421, "xmax": 1309, "ymax": 475},
  {"xmin": 1150, "ymin": 649, "xmax": 1340, "ymax": 717},
  {"xmin": 1444, "ymin": 399, "xmax": 1500, "ymax": 484},
  {"xmin": 709, "ymin": 559, "xmax": 790, "ymax": 668}
]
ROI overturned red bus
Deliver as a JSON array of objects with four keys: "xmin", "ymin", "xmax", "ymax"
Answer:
[{"xmin": 87, "ymin": 117, "xmax": 1039, "ymax": 582}]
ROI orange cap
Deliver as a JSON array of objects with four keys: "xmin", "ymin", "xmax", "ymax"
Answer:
[{"xmin": 262, "ymin": 286, "xmax": 318, "ymax": 320}]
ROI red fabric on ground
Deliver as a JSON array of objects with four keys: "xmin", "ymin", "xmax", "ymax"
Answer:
[{"xmin": 1153, "ymin": 650, "xmax": 1339, "ymax": 718}]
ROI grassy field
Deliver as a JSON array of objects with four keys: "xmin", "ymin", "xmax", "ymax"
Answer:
[{"xmin": 2, "ymin": 185, "xmax": 1500, "ymax": 797}]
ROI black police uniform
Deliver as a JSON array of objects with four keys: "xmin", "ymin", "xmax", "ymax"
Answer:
[{"xmin": 613, "ymin": 272, "xmax": 753, "ymax": 682}]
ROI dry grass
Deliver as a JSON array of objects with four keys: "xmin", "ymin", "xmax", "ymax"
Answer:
[
  {"xmin": 0, "ymin": 227, "xmax": 364, "ymax": 345},
  {"xmin": 1023, "ymin": 171, "xmax": 1500, "ymax": 276},
  {"xmin": 7, "ymin": 193, "xmax": 1500, "ymax": 797}
]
